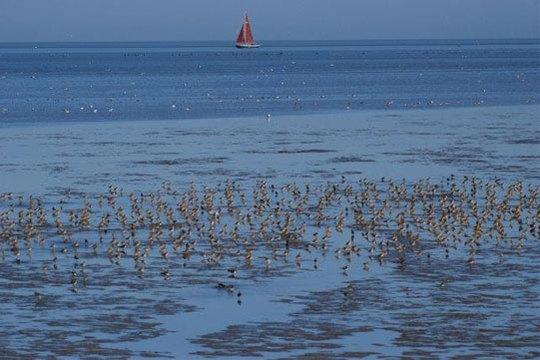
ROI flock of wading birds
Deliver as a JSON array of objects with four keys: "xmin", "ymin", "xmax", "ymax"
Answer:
[{"xmin": 0, "ymin": 176, "xmax": 539, "ymax": 294}]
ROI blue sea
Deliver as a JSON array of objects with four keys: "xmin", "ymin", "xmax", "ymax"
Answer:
[
  {"xmin": 0, "ymin": 40, "xmax": 539, "ymax": 359},
  {"xmin": 0, "ymin": 39, "xmax": 538, "ymax": 124}
]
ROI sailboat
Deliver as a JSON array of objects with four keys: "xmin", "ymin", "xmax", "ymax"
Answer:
[{"xmin": 236, "ymin": 14, "xmax": 260, "ymax": 48}]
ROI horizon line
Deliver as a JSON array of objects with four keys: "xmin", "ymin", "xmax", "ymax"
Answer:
[{"xmin": 0, "ymin": 37, "xmax": 539, "ymax": 44}]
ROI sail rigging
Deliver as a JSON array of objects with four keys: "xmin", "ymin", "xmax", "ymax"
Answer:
[{"xmin": 236, "ymin": 14, "xmax": 260, "ymax": 48}]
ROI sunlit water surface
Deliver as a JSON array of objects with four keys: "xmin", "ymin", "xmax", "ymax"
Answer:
[{"xmin": 0, "ymin": 40, "xmax": 539, "ymax": 359}]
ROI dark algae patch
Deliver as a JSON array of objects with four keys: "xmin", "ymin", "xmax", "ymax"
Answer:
[
  {"xmin": 329, "ymin": 156, "xmax": 376, "ymax": 163},
  {"xmin": 133, "ymin": 156, "xmax": 228, "ymax": 166}
]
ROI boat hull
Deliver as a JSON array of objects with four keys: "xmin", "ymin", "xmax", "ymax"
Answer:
[{"xmin": 235, "ymin": 43, "xmax": 260, "ymax": 49}]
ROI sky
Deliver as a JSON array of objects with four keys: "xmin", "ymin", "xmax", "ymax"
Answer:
[{"xmin": 0, "ymin": 0, "xmax": 538, "ymax": 42}]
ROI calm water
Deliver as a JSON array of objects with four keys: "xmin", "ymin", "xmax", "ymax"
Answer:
[
  {"xmin": 0, "ymin": 39, "xmax": 538, "ymax": 124},
  {"xmin": 0, "ymin": 40, "xmax": 539, "ymax": 359}
]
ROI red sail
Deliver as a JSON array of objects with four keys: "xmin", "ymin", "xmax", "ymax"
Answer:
[
  {"xmin": 237, "ymin": 14, "xmax": 256, "ymax": 45},
  {"xmin": 236, "ymin": 24, "xmax": 245, "ymax": 44}
]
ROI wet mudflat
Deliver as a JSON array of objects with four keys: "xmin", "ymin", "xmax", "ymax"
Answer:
[{"xmin": 0, "ymin": 105, "xmax": 539, "ymax": 359}]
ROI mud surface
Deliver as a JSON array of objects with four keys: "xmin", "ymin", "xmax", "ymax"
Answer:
[{"xmin": 0, "ymin": 105, "xmax": 539, "ymax": 359}]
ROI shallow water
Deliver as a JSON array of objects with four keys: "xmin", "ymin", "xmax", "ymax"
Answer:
[
  {"xmin": 0, "ymin": 103, "xmax": 539, "ymax": 359},
  {"xmin": 0, "ymin": 105, "xmax": 538, "ymax": 195},
  {"xmin": 1, "ymin": 37, "xmax": 540, "ymax": 360}
]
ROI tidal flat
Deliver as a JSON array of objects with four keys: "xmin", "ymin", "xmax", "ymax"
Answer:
[{"xmin": 0, "ymin": 105, "xmax": 539, "ymax": 359}]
